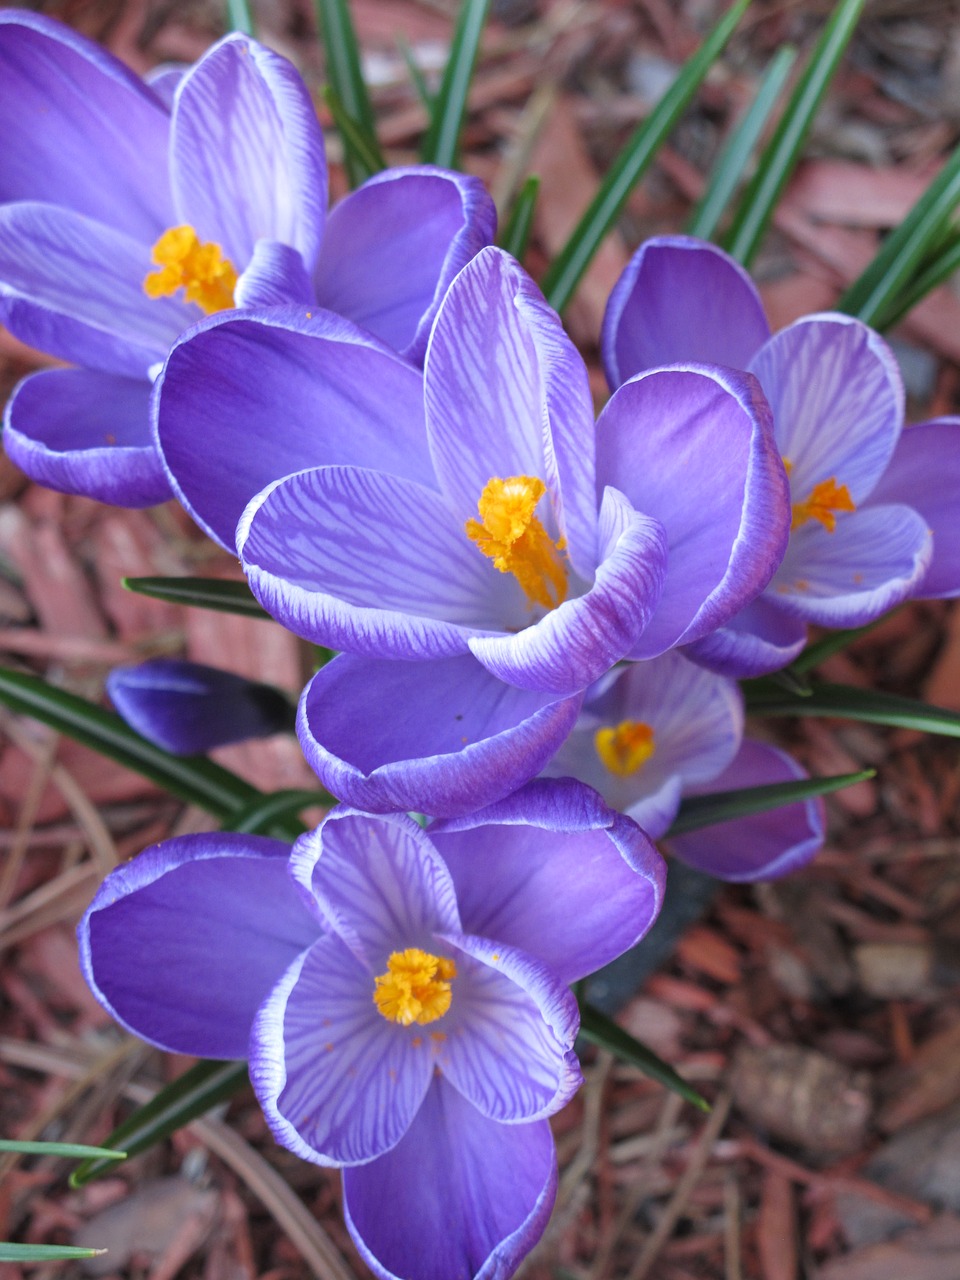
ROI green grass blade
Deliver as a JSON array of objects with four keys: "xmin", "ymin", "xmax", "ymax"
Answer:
[
  {"xmin": 722, "ymin": 0, "xmax": 864, "ymax": 267},
  {"xmin": 323, "ymin": 85, "xmax": 386, "ymax": 179},
  {"xmin": 789, "ymin": 611, "xmax": 899, "ymax": 676},
  {"xmin": 745, "ymin": 679, "xmax": 960, "ymax": 736},
  {"xmin": 837, "ymin": 141, "xmax": 960, "ymax": 325},
  {"xmin": 541, "ymin": 0, "xmax": 749, "ymax": 314},
  {"xmin": 870, "ymin": 232, "xmax": 960, "ymax": 331},
  {"xmin": 123, "ymin": 577, "xmax": 269, "ymax": 619},
  {"xmin": 397, "ymin": 35, "xmax": 434, "ymax": 114},
  {"xmin": 668, "ymin": 769, "xmax": 874, "ymax": 836},
  {"xmin": 226, "ymin": 0, "xmax": 254, "ymax": 35},
  {"xmin": 578, "ymin": 1003, "xmax": 709, "ymax": 1111},
  {"xmin": 420, "ymin": 0, "xmax": 490, "ymax": 168},
  {"xmin": 314, "ymin": 0, "xmax": 384, "ymax": 185},
  {"xmin": 498, "ymin": 175, "xmax": 540, "ymax": 261},
  {"xmin": 0, "ymin": 666, "xmax": 258, "ymax": 819},
  {"xmin": 0, "ymin": 1244, "xmax": 108, "ymax": 1262},
  {"xmin": 226, "ymin": 788, "xmax": 332, "ymax": 835},
  {"xmin": 70, "ymin": 1060, "xmax": 248, "ymax": 1187},
  {"xmin": 687, "ymin": 44, "xmax": 797, "ymax": 241},
  {"xmin": 0, "ymin": 1140, "xmax": 126, "ymax": 1160}
]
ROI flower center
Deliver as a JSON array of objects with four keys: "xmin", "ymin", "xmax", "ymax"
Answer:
[
  {"xmin": 783, "ymin": 459, "xmax": 856, "ymax": 533},
  {"xmin": 465, "ymin": 475, "xmax": 567, "ymax": 610},
  {"xmin": 595, "ymin": 720, "xmax": 655, "ymax": 777},
  {"xmin": 373, "ymin": 948, "xmax": 458, "ymax": 1026},
  {"xmin": 143, "ymin": 225, "xmax": 238, "ymax": 314}
]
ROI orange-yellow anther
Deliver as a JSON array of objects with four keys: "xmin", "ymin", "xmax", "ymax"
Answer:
[
  {"xmin": 373, "ymin": 949, "xmax": 457, "ymax": 1027},
  {"xmin": 791, "ymin": 477, "xmax": 856, "ymax": 533},
  {"xmin": 144, "ymin": 225, "xmax": 238, "ymax": 314},
  {"xmin": 595, "ymin": 720, "xmax": 656, "ymax": 777},
  {"xmin": 465, "ymin": 475, "xmax": 567, "ymax": 610}
]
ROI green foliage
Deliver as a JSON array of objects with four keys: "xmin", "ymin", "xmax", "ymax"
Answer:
[
  {"xmin": 578, "ymin": 1003, "xmax": 710, "ymax": 1111},
  {"xmin": 498, "ymin": 175, "xmax": 540, "ymax": 261},
  {"xmin": 745, "ymin": 679, "xmax": 960, "ymax": 737},
  {"xmin": 541, "ymin": 0, "xmax": 750, "ymax": 314},
  {"xmin": 420, "ymin": 0, "xmax": 490, "ymax": 168},
  {"xmin": 668, "ymin": 769, "xmax": 874, "ymax": 836},
  {"xmin": 226, "ymin": 787, "xmax": 332, "ymax": 834},
  {"xmin": 0, "ymin": 1140, "xmax": 125, "ymax": 1160},
  {"xmin": 226, "ymin": 0, "xmax": 254, "ymax": 35},
  {"xmin": 0, "ymin": 1244, "xmax": 107, "ymax": 1262},
  {"xmin": 314, "ymin": 0, "xmax": 384, "ymax": 185},
  {"xmin": 123, "ymin": 576, "xmax": 269, "ymax": 618}
]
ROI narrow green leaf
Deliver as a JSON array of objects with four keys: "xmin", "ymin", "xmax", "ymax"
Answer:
[
  {"xmin": 123, "ymin": 576, "xmax": 269, "ymax": 619},
  {"xmin": 578, "ymin": 1003, "xmax": 710, "ymax": 1111},
  {"xmin": 542, "ymin": 0, "xmax": 749, "ymax": 313},
  {"xmin": 0, "ymin": 1140, "xmax": 126, "ymax": 1160},
  {"xmin": 70, "ymin": 1060, "xmax": 248, "ymax": 1188},
  {"xmin": 226, "ymin": 0, "xmax": 254, "ymax": 35},
  {"xmin": 838, "ymin": 140, "xmax": 960, "ymax": 325},
  {"xmin": 686, "ymin": 44, "xmax": 797, "ymax": 241},
  {"xmin": 314, "ymin": 0, "xmax": 384, "ymax": 185},
  {"xmin": 0, "ymin": 1244, "xmax": 107, "ymax": 1262},
  {"xmin": 226, "ymin": 787, "xmax": 332, "ymax": 835},
  {"xmin": 323, "ymin": 85, "xmax": 387, "ymax": 180},
  {"xmin": 397, "ymin": 35, "xmax": 434, "ymax": 114},
  {"xmin": 745, "ymin": 679, "xmax": 960, "ymax": 737},
  {"xmin": 420, "ymin": 0, "xmax": 490, "ymax": 168},
  {"xmin": 668, "ymin": 769, "xmax": 874, "ymax": 836},
  {"xmin": 0, "ymin": 666, "xmax": 257, "ymax": 820},
  {"xmin": 722, "ymin": 0, "xmax": 864, "ymax": 267},
  {"xmin": 498, "ymin": 175, "xmax": 540, "ymax": 261},
  {"xmin": 789, "ymin": 611, "xmax": 899, "ymax": 676},
  {"xmin": 870, "ymin": 232, "xmax": 960, "ymax": 331}
]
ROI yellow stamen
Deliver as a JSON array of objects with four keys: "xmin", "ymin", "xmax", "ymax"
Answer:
[
  {"xmin": 373, "ymin": 949, "xmax": 457, "ymax": 1027},
  {"xmin": 465, "ymin": 475, "xmax": 567, "ymax": 610},
  {"xmin": 595, "ymin": 720, "xmax": 656, "ymax": 777},
  {"xmin": 791, "ymin": 477, "xmax": 856, "ymax": 533},
  {"xmin": 144, "ymin": 225, "xmax": 238, "ymax": 314}
]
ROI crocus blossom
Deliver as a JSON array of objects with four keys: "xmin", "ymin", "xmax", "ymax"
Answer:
[
  {"xmin": 0, "ymin": 11, "xmax": 494, "ymax": 507},
  {"xmin": 541, "ymin": 650, "xmax": 825, "ymax": 881},
  {"xmin": 107, "ymin": 658, "xmax": 294, "ymax": 754},
  {"xmin": 602, "ymin": 235, "xmax": 944, "ymax": 675},
  {"xmin": 157, "ymin": 246, "xmax": 788, "ymax": 705},
  {"xmin": 79, "ymin": 783, "xmax": 665, "ymax": 1280}
]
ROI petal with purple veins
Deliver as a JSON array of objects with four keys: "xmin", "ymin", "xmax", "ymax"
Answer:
[
  {"xmin": 235, "ymin": 239, "xmax": 315, "ymax": 307},
  {"xmin": 78, "ymin": 833, "xmax": 317, "ymax": 1059},
  {"xmin": 3, "ymin": 367, "xmax": 170, "ymax": 507},
  {"xmin": 601, "ymin": 235, "xmax": 770, "ymax": 387},
  {"xmin": 343, "ymin": 1077, "xmax": 557, "ymax": 1280},
  {"xmin": 315, "ymin": 166, "xmax": 496, "ymax": 363},
  {"xmin": 683, "ymin": 597, "xmax": 808, "ymax": 679}
]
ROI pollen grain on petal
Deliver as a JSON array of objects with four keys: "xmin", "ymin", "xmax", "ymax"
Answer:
[
  {"xmin": 144, "ymin": 224, "xmax": 238, "ymax": 315},
  {"xmin": 373, "ymin": 948, "xmax": 457, "ymax": 1027},
  {"xmin": 791, "ymin": 476, "xmax": 856, "ymax": 533},
  {"xmin": 595, "ymin": 720, "xmax": 656, "ymax": 777},
  {"xmin": 465, "ymin": 475, "xmax": 567, "ymax": 610}
]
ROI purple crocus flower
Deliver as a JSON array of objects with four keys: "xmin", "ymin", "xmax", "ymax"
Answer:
[
  {"xmin": 79, "ymin": 782, "xmax": 665, "ymax": 1280},
  {"xmin": 157, "ymin": 246, "xmax": 788, "ymax": 713},
  {"xmin": 602, "ymin": 236, "xmax": 943, "ymax": 676},
  {"xmin": 107, "ymin": 658, "xmax": 294, "ymax": 754},
  {"xmin": 541, "ymin": 650, "xmax": 825, "ymax": 881},
  {"xmin": 0, "ymin": 11, "xmax": 494, "ymax": 508}
]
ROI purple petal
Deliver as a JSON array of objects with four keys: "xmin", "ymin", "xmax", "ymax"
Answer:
[
  {"xmin": 750, "ymin": 315, "xmax": 903, "ymax": 503},
  {"xmin": 288, "ymin": 810, "xmax": 461, "ymax": 967},
  {"xmin": 343, "ymin": 1077, "xmax": 557, "ymax": 1280},
  {"xmin": 595, "ymin": 364, "xmax": 788, "ymax": 658},
  {"xmin": 239, "ymin": 464, "xmax": 514, "ymax": 655},
  {"xmin": 155, "ymin": 307, "xmax": 430, "ymax": 550},
  {"xmin": 430, "ymin": 778, "xmax": 666, "ymax": 983},
  {"xmin": 298, "ymin": 653, "xmax": 582, "ymax": 818},
  {"xmin": 0, "ymin": 11, "xmax": 173, "ymax": 239},
  {"xmin": 670, "ymin": 738, "xmax": 825, "ymax": 881},
  {"xmin": 107, "ymin": 658, "xmax": 294, "ymax": 754},
  {"xmin": 234, "ymin": 238, "xmax": 315, "ymax": 307},
  {"xmin": 249, "ymin": 932, "xmax": 432, "ymax": 1166},
  {"xmin": 315, "ymin": 166, "xmax": 496, "ymax": 363},
  {"xmin": 544, "ymin": 652, "xmax": 743, "ymax": 838},
  {"xmin": 868, "ymin": 417, "xmax": 960, "ymax": 599},
  {"xmin": 171, "ymin": 34, "xmax": 326, "ymax": 270},
  {"xmin": 3, "ymin": 367, "xmax": 171, "ymax": 507},
  {"xmin": 683, "ymin": 597, "xmax": 808, "ymax": 678},
  {"xmin": 436, "ymin": 932, "xmax": 581, "ymax": 1122},
  {"xmin": 146, "ymin": 64, "xmax": 185, "ymax": 109},
  {"xmin": 0, "ymin": 202, "xmax": 189, "ymax": 375},
  {"xmin": 78, "ymin": 833, "xmax": 316, "ymax": 1059},
  {"xmin": 602, "ymin": 235, "xmax": 770, "ymax": 387},
  {"xmin": 468, "ymin": 488, "xmax": 668, "ymax": 695},
  {"xmin": 771, "ymin": 502, "xmax": 932, "ymax": 626}
]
